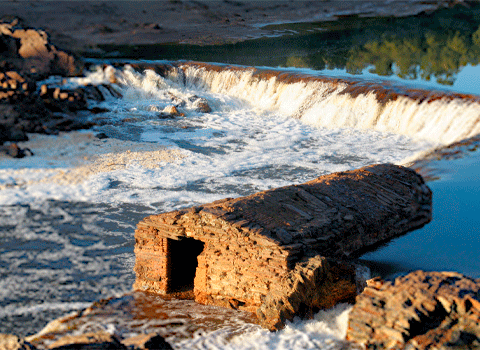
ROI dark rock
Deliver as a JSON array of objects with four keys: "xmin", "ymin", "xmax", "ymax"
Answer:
[
  {"xmin": 346, "ymin": 270, "xmax": 480, "ymax": 349},
  {"xmin": 78, "ymin": 84, "xmax": 104, "ymax": 101},
  {"xmin": 0, "ymin": 334, "xmax": 36, "ymax": 350},
  {"xmin": 194, "ymin": 99, "xmax": 211, "ymax": 113},
  {"xmin": 0, "ymin": 143, "xmax": 33, "ymax": 158},
  {"xmin": 95, "ymin": 132, "xmax": 108, "ymax": 139},
  {"xmin": 121, "ymin": 333, "xmax": 173, "ymax": 350},
  {"xmin": 134, "ymin": 163, "xmax": 432, "ymax": 330},
  {"xmin": 89, "ymin": 107, "xmax": 109, "ymax": 114},
  {"xmin": 188, "ymin": 95, "xmax": 212, "ymax": 113}
]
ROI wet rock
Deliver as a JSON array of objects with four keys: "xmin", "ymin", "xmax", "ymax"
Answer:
[
  {"xmin": 189, "ymin": 95, "xmax": 212, "ymax": 113},
  {"xmin": 134, "ymin": 163, "xmax": 432, "ymax": 330},
  {"xmin": 121, "ymin": 333, "xmax": 173, "ymax": 350},
  {"xmin": 346, "ymin": 271, "xmax": 480, "ymax": 349},
  {"xmin": 0, "ymin": 334, "xmax": 36, "ymax": 350},
  {"xmin": 160, "ymin": 105, "xmax": 184, "ymax": 118},
  {"xmin": 0, "ymin": 71, "xmax": 36, "ymax": 103},
  {"xmin": 95, "ymin": 132, "xmax": 108, "ymax": 139},
  {"xmin": 165, "ymin": 92, "xmax": 185, "ymax": 107},
  {"xmin": 0, "ymin": 143, "xmax": 33, "ymax": 158},
  {"xmin": 26, "ymin": 291, "xmax": 257, "ymax": 349},
  {"xmin": 89, "ymin": 107, "xmax": 109, "ymax": 114},
  {"xmin": 193, "ymin": 98, "xmax": 211, "ymax": 113},
  {"xmin": 48, "ymin": 332, "xmax": 125, "ymax": 350}
]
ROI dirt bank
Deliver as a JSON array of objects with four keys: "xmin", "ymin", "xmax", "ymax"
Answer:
[{"xmin": 0, "ymin": 0, "xmax": 457, "ymax": 53}]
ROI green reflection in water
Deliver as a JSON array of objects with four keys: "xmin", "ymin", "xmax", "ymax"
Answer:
[{"xmin": 91, "ymin": 2, "xmax": 480, "ymax": 87}]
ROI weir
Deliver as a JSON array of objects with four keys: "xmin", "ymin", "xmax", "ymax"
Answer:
[{"xmin": 120, "ymin": 61, "xmax": 480, "ymax": 146}]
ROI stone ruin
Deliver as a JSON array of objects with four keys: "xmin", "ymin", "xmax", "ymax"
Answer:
[{"xmin": 133, "ymin": 164, "xmax": 432, "ymax": 329}]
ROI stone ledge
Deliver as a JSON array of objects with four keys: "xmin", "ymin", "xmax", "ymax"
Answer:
[{"xmin": 347, "ymin": 270, "xmax": 480, "ymax": 349}]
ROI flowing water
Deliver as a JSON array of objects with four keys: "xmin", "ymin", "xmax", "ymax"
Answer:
[{"xmin": 2, "ymin": 4, "xmax": 480, "ymax": 348}]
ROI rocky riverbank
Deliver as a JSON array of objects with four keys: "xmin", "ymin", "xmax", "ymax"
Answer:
[{"xmin": 0, "ymin": 21, "xmax": 85, "ymax": 153}]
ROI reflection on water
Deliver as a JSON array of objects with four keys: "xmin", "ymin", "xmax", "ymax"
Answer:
[
  {"xmin": 93, "ymin": 2, "xmax": 480, "ymax": 95},
  {"xmin": 362, "ymin": 148, "xmax": 480, "ymax": 280}
]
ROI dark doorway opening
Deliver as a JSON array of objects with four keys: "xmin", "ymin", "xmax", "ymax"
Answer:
[{"xmin": 168, "ymin": 237, "xmax": 205, "ymax": 293}]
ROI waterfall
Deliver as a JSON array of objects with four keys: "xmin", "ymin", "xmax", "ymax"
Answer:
[{"xmin": 154, "ymin": 62, "xmax": 480, "ymax": 146}]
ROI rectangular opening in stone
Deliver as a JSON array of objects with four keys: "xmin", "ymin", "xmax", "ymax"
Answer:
[{"xmin": 168, "ymin": 237, "xmax": 205, "ymax": 293}]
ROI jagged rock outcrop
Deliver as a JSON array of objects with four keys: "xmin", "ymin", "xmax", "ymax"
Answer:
[
  {"xmin": 134, "ymin": 163, "xmax": 432, "ymax": 329},
  {"xmin": 0, "ymin": 21, "xmax": 82, "ymax": 79},
  {"xmin": 0, "ymin": 22, "xmax": 115, "ymax": 147},
  {"xmin": 347, "ymin": 271, "xmax": 480, "ymax": 349}
]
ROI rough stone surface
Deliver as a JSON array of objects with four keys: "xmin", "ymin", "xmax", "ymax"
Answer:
[
  {"xmin": 25, "ymin": 291, "xmax": 256, "ymax": 349},
  {"xmin": 347, "ymin": 271, "xmax": 480, "ymax": 349},
  {"xmin": 134, "ymin": 163, "xmax": 432, "ymax": 329},
  {"xmin": 0, "ymin": 334, "xmax": 36, "ymax": 350},
  {"xmin": 0, "ymin": 22, "xmax": 82, "ymax": 79}
]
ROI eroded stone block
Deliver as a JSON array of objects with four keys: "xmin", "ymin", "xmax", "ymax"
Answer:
[{"xmin": 134, "ymin": 163, "xmax": 432, "ymax": 329}]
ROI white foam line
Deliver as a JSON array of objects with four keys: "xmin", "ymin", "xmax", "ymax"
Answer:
[{"xmin": 0, "ymin": 302, "xmax": 91, "ymax": 318}]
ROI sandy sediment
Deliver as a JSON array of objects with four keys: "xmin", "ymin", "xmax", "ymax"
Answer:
[{"xmin": 0, "ymin": 0, "xmax": 453, "ymax": 52}]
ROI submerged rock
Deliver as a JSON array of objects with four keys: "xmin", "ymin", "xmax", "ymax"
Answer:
[
  {"xmin": 0, "ymin": 143, "xmax": 33, "ymax": 158},
  {"xmin": 347, "ymin": 271, "xmax": 480, "ymax": 349},
  {"xmin": 134, "ymin": 163, "xmax": 432, "ymax": 329},
  {"xmin": 192, "ymin": 97, "xmax": 211, "ymax": 113},
  {"xmin": 158, "ymin": 105, "xmax": 185, "ymax": 119}
]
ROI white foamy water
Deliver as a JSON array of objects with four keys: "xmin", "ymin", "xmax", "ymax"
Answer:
[
  {"xmin": 174, "ymin": 304, "xmax": 354, "ymax": 350},
  {"xmin": 2, "ymin": 62, "xmax": 479, "ymax": 344},
  {"xmin": 0, "ymin": 64, "xmax": 437, "ymax": 207},
  {"xmin": 175, "ymin": 63, "xmax": 480, "ymax": 145}
]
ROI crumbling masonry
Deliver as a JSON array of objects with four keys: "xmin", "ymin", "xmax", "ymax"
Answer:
[{"xmin": 133, "ymin": 164, "xmax": 432, "ymax": 329}]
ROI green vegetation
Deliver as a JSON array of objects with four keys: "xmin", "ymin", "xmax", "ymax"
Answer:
[{"xmin": 91, "ymin": 2, "xmax": 480, "ymax": 86}]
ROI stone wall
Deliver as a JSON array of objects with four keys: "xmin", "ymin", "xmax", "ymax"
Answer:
[{"xmin": 134, "ymin": 163, "xmax": 432, "ymax": 329}]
